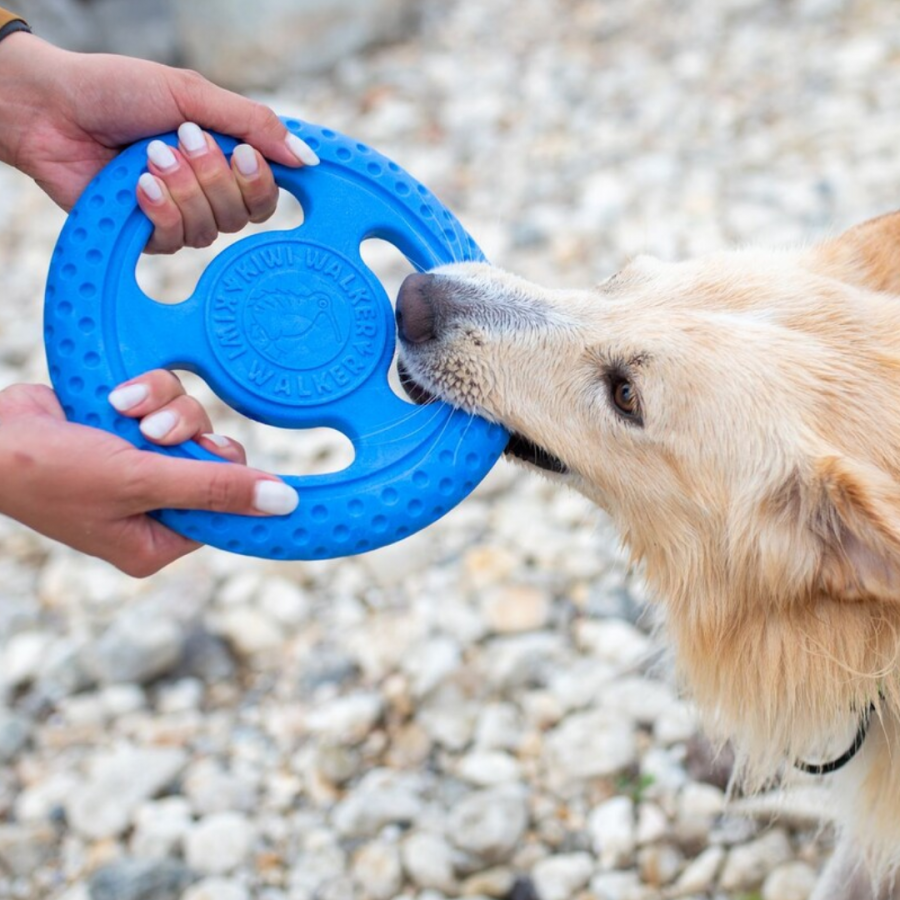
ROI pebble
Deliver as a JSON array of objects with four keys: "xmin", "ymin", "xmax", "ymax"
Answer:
[
  {"xmin": 66, "ymin": 746, "xmax": 188, "ymax": 840},
  {"xmin": 0, "ymin": 707, "xmax": 31, "ymax": 762},
  {"xmin": 762, "ymin": 861, "xmax": 818, "ymax": 900},
  {"xmin": 184, "ymin": 812, "xmax": 255, "ymax": 875},
  {"xmin": 483, "ymin": 584, "xmax": 551, "ymax": 633},
  {"xmin": 332, "ymin": 771, "xmax": 423, "ymax": 838},
  {"xmin": 130, "ymin": 798, "xmax": 193, "ymax": 860},
  {"xmin": 0, "ymin": 822, "xmax": 57, "ymax": 877},
  {"xmin": 531, "ymin": 852, "xmax": 593, "ymax": 900},
  {"xmin": 588, "ymin": 796, "xmax": 636, "ymax": 869},
  {"xmin": 544, "ymin": 710, "xmax": 638, "ymax": 788},
  {"xmin": 351, "ymin": 840, "xmax": 403, "ymax": 900},
  {"xmin": 669, "ymin": 845, "xmax": 725, "ymax": 897},
  {"xmin": 89, "ymin": 612, "xmax": 184, "ymax": 685},
  {"xmin": 401, "ymin": 832, "xmax": 458, "ymax": 893},
  {"xmin": 456, "ymin": 750, "xmax": 522, "ymax": 786},
  {"xmin": 447, "ymin": 786, "xmax": 529, "ymax": 863},
  {"xmin": 182, "ymin": 879, "xmax": 250, "ymax": 900},
  {"xmin": 719, "ymin": 829, "xmax": 795, "ymax": 892},
  {"xmin": 87, "ymin": 859, "xmax": 195, "ymax": 900},
  {"xmin": 306, "ymin": 691, "xmax": 384, "ymax": 744}
]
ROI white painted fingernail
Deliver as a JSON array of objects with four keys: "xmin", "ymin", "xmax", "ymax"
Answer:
[
  {"xmin": 138, "ymin": 172, "xmax": 164, "ymax": 203},
  {"xmin": 108, "ymin": 383, "xmax": 148, "ymax": 412},
  {"xmin": 233, "ymin": 143, "xmax": 259, "ymax": 177},
  {"xmin": 201, "ymin": 432, "xmax": 230, "ymax": 448},
  {"xmin": 148, "ymin": 140, "xmax": 178, "ymax": 171},
  {"xmin": 254, "ymin": 481, "xmax": 299, "ymax": 515},
  {"xmin": 178, "ymin": 122, "xmax": 207, "ymax": 156},
  {"xmin": 286, "ymin": 133, "xmax": 320, "ymax": 166},
  {"xmin": 140, "ymin": 410, "xmax": 178, "ymax": 440}
]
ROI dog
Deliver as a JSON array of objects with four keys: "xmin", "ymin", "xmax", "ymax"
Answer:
[{"xmin": 395, "ymin": 211, "xmax": 900, "ymax": 900}]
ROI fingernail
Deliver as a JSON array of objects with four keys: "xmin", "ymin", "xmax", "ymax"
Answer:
[
  {"xmin": 108, "ymin": 383, "xmax": 148, "ymax": 412},
  {"xmin": 140, "ymin": 410, "xmax": 178, "ymax": 440},
  {"xmin": 286, "ymin": 133, "xmax": 320, "ymax": 166},
  {"xmin": 178, "ymin": 122, "xmax": 207, "ymax": 157},
  {"xmin": 233, "ymin": 143, "xmax": 259, "ymax": 177},
  {"xmin": 147, "ymin": 140, "xmax": 178, "ymax": 172},
  {"xmin": 138, "ymin": 172, "xmax": 164, "ymax": 203},
  {"xmin": 254, "ymin": 481, "xmax": 299, "ymax": 515},
  {"xmin": 201, "ymin": 432, "xmax": 230, "ymax": 448}
]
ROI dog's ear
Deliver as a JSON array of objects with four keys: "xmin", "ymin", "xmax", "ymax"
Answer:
[
  {"xmin": 806, "ymin": 455, "xmax": 900, "ymax": 602},
  {"xmin": 811, "ymin": 211, "xmax": 900, "ymax": 294}
]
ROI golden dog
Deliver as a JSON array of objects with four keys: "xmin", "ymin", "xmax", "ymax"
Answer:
[{"xmin": 396, "ymin": 212, "xmax": 900, "ymax": 900}]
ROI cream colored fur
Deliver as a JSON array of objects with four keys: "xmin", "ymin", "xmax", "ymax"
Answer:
[{"xmin": 399, "ymin": 212, "xmax": 900, "ymax": 896}]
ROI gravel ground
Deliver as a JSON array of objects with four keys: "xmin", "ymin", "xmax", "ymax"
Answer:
[{"xmin": 2, "ymin": 1, "xmax": 900, "ymax": 898}]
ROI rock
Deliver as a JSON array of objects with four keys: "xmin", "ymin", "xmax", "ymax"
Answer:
[
  {"xmin": 531, "ymin": 852, "xmax": 593, "ymax": 900},
  {"xmin": 67, "ymin": 745, "xmax": 188, "ymax": 839},
  {"xmin": 258, "ymin": 576, "xmax": 311, "ymax": 626},
  {"xmin": 130, "ymin": 798, "xmax": 193, "ymax": 860},
  {"xmin": 90, "ymin": 612, "xmax": 184, "ymax": 685},
  {"xmin": 483, "ymin": 584, "xmax": 551, "ymax": 633},
  {"xmin": 182, "ymin": 879, "xmax": 249, "ymax": 900},
  {"xmin": 351, "ymin": 840, "xmax": 403, "ymax": 900},
  {"xmin": 635, "ymin": 802, "xmax": 668, "ymax": 846},
  {"xmin": 719, "ymin": 829, "xmax": 794, "ymax": 892},
  {"xmin": 0, "ymin": 631, "xmax": 54, "ymax": 688},
  {"xmin": 182, "ymin": 759, "xmax": 258, "ymax": 815},
  {"xmin": 214, "ymin": 607, "xmax": 283, "ymax": 657},
  {"xmin": 401, "ymin": 831, "xmax": 458, "ymax": 893},
  {"xmin": 306, "ymin": 691, "xmax": 383, "ymax": 744},
  {"xmin": 602, "ymin": 677, "xmax": 677, "ymax": 726},
  {"xmin": 637, "ymin": 842, "xmax": 683, "ymax": 886},
  {"xmin": 460, "ymin": 866, "xmax": 516, "ymax": 898},
  {"xmin": 589, "ymin": 870, "xmax": 644, "ymax": 900},
  {"xmin": 762, "ymin": 861, "xmax": 818, "ymax": 900},
  {"xmin": 332, "ymin": 771, "xmax": 423, "ymax": 838},
  {"xmin": 403, "ymin": 636, "xmax": 461, "ymax": 697},
  {"xmin": 447, "ymin": 786, "xmax": 529, "ymax": 863},
  {"xmin": 669, "ymin": 845, "xmax": 725, "ymax": 897},
  {"xmin": 675, "ymin": 782, "xmax": 726, "ymax": 846},
  {"xmin": 654, "ymin": 701, "xmax": 698, "ymax": 746},
  {"xmin": 474, "ymin": 703, "xmax": 524, "ymax": 751},
  {"xmin": 88, "ymin": 859, "xmax": 196, "ymax": 900},
  {"xmin": 184, "ymin": 812, "xmax": 255, "ymax": 875},
  {"xmin": 0, "ymin": 823, "xmax": 57, "ymax": 877},
  {"xmin": 588, "ymin": 796, "xmax": 636, "ymax": 869},
  {"xmin": 575, "ymin": 620, "xmax": 651, "ymax": 670},
  {"xmin": 177, "ymin": 628, "xmax": 237, "ymax": 683},
  {"xmin": 456, "ymin": 750, "xmax": 522, "ymax": 786},
  {"xmin": 289, "ymin": 828, "xmax": 348, "ymax": 897},
  {"xmin": 0, "ymin": 707, "xmax": 31, "ymax": 762},
  {"xmin": 544, "ymin": 710, "xmax": 637, "ymax": 788}
]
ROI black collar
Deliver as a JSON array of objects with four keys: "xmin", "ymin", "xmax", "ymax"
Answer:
[{"xmin": 794, "ymin": 702, "xmax": 875, "ymax": 775}]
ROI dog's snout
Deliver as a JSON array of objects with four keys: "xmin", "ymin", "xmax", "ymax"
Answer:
[{"xmin": 396, "ymin": 273, "xmax": 437, "ymax": 344}]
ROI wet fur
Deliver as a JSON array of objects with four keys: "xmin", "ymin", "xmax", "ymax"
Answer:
[{"xmin": 399, "ymin": 213, "xmax": 900, "ymax": 896}]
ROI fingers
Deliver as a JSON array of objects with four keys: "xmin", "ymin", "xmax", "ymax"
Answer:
[
  {"xmin": 124, "ymin": 452, "xmax": 299, "ymax": 518},
  {"xmin": 108, "ymin": 370, "xmax": 247, "ymax": 464},
  {"xmin": 136, "ymin": 124, "xmax": 280, "ymax": 254},
  {"xmin": 170, "ymin": 69, "xmax": 320, "ymax": 169}
]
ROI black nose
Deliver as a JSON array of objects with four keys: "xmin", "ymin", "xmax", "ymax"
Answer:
[{"xmin": 396, "ymin": 273, "xmax": 437, "ymax": 344}]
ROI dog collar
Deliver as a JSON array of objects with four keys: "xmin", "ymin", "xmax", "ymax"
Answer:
[{"xmin": 794, "ymin": 701, "xmax": 875, "ymax": 775}]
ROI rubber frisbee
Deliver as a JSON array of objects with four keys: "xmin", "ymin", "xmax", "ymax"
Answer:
[{"xmin": 44, "ymin": 118, "xmax": 508, "ymax": 560}]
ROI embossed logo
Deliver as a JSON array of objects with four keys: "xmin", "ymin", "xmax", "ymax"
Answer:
[{"xmin": 207, "ymin": 241, "xmax": 385, "ymax": 405}]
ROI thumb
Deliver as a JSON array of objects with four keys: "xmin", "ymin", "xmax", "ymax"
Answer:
[
  {"xmin": 128, "ymin": 454, "xmax": 299, "ymax": 517},
  {"xmin": 173, "ymin": 70, "xmax": 318, "ymax": 168}
]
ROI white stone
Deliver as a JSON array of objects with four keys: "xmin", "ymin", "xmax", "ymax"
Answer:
[
  {"xmin": 90, "ymin": 612, "xmax": 184, "ymax": 684},
  {"xmin": 183, "ymin": 759, "xmax": 258, "ymax": 816},
  {"xmin": 215, "ymin": 607, "xmax": 283, "ymax": 656},
  {"xmin": 447, "ymin": 786, "xmax": 529, "ymax": 863},
  {"xmin": 306, "ymin": 691, "xmax": 383, "ymax": 744},
  {"xmin": 532, "ymin": 852, "xmax": 593, "ymax": 900},
  {"xmin": 636, "ymin": 802, "xmax": 669, "ymax": 846},
  {"xmin": 545, "ymin": 710, "xmax": 637, "ymax": 788},
  {"xmin": 719, "ymin": 829, "xmax": 794, "ymax": 892},
  {"xmin": 130, "ymin": 797, "xmax": 193, "ymax": 859},
  {"xmin": 474, "ymin": 703, "xmax": 524, "ymax": 752},
  {"xmin": 258, "ymin": 576, "xmax": 311, "ymax": 626},
  {"xmin": 401, "ymin": 832, "xmax": 457, "ymax": 893},
  {"xmin": 483, "ymin": 583, "xmax": 551, "ymax": 633},
  {"xmin": 589, "ymin": 796, "xmax": 636, "ymax": 869},
  {"xmin": 183, "ymin": 878, "xmax": 250, "ymax": 900},
  {"xmin": 589, "ymin": 870, "xmax": 644, "ymax": 900},
  {"xmin": 601, "ymin": 677, "xmax": 677, "ymax": 726},
  {"xmin": 676, "ymin": 782, "xmax": 726, "ymax": 843},
  {"xmin": 637, "ymin": 842, "xmax": 683, "ymax": 886},
  {"xmin": 670, "ymin": 845, "xmax": 725, "ymax": 897},
  {"xmin": 762, "ymin": 861, "xmax": 818, "ymax": 900},
  {"xmin": 575, "ymin": 619, "xmax": 651, "ymax": 670},
  {"xmin": 654, "ymin": 701, "xmax": 699, "ymax": 745},
  {"xmin": 1, "ymin": 632, "xmax": 54, "ymax": 688},
  {"xmin": 66, "ymin": 745, "xmax": 187, "ymax": 839},
  {"xmin": 403, "ymin": 636, "xmax": 461, "ymax": 698},
  {"xmin": 185, "ymin": 812, "xmax": 255, "ymax": 875},
  {"xmin": 352, "ymin": 840, "xmax": 403, "ymax": 900},
  {"xmin": 456, "ymin": 751, "xmax": 522, "ymax": 786},
  {"xmin": 332, "ymin": 771, "xmax": 423, "ymax": 838}
]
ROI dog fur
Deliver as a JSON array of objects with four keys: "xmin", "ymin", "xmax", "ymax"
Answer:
[{"xmin": 397, "ymin": 212, "xmax": 900, "ymax": 899}]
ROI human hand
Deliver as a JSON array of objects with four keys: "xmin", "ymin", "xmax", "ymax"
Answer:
[
  {"xmin": 0, "ymin": 373, "xmax": 298, "ymax": 576},
  {"xmin": 0, "ymin": 31, "xmax": 318, "ymax": 250}
]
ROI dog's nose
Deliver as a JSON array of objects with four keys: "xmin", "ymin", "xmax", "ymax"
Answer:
[{"xmin": 396, "ymin": 273, "xmax": 437, "ymax": 344}]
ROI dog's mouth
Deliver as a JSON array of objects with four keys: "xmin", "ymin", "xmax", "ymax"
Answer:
[{"xmin": 397, "ymin": 362, "xmax": 568, "ymax": 474}]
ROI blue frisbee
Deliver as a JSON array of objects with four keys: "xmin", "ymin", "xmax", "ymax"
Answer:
[{"xmin": 44, "ymin": 118, "xmax": 508, "ymax": 560}]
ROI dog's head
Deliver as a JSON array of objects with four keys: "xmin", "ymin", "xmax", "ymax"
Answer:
[{"xmin": 398, "ymin": 212, "xmax": 900, "ymax": 772}]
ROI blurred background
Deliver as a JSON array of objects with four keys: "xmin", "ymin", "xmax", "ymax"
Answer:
[{"xmin": 1, "ymin": 1, "xmax": 899, "ymax": 899}]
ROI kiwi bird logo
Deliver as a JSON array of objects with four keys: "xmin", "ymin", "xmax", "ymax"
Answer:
[{"xmin": 248, "ymin": 287, "xmax": 344, "ymax": 366}]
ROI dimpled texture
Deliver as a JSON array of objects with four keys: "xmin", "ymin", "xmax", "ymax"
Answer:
[{"xmin": 44, "ymin": 119, "xmax": 508, "ymax": 560}]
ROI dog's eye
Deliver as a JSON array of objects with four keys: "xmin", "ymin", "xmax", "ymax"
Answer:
[{"xmin": 611, "ymin": 376, "xmax": 640, "ymax": 418}]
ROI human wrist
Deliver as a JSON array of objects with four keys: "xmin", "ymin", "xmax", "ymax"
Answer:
[{"xmin": 0, "ymin": 31, "xmax": 66, "ymax": 169}]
